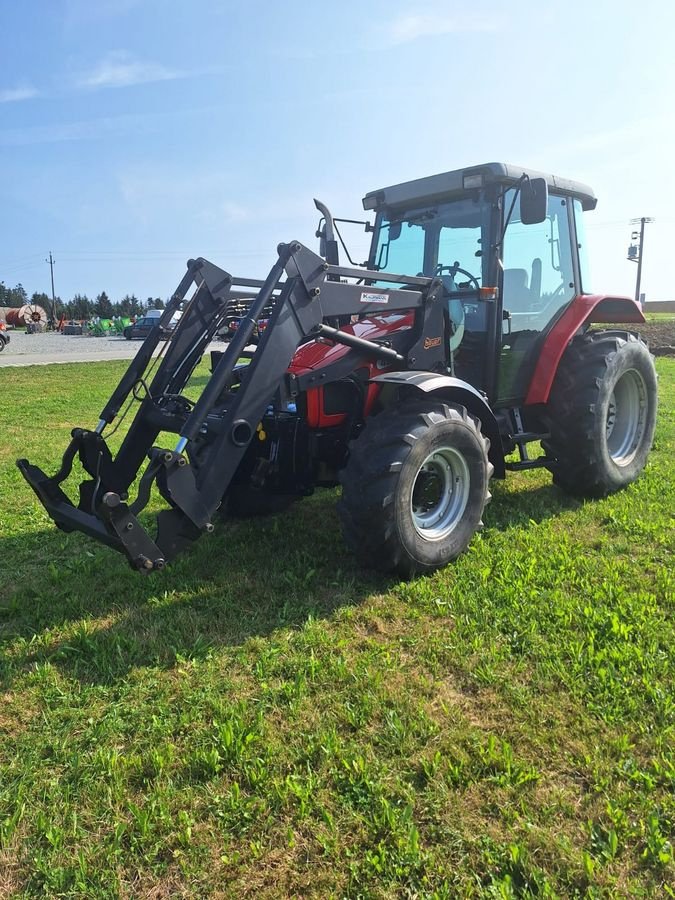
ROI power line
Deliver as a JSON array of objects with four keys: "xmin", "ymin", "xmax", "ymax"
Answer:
[{"xmin": 0, "ymin": 261, "xmax": 46, "ymax": 277}]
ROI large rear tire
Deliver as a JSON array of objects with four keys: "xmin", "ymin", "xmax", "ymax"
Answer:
[
  {"xmin": 338, "ymin": 401, "xmax": 492, "ymax": 577},
  {"xmin": 542, "ymin": 330, "xmax": 657, "ymax": 497}
]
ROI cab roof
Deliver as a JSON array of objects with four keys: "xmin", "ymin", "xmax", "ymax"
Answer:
[{"xmin": 362, "ymin": 162, "xmax": 597, "ymax": 213}]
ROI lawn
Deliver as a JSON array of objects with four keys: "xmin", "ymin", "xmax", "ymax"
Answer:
[{"xmin": 0, "ymin": 356, "xmax": 674, "ymax": 897}]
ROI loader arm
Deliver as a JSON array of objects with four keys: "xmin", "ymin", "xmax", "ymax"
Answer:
[{"xmin": 18, "ymin": 241, "xmax": 448, "ymax": 571}]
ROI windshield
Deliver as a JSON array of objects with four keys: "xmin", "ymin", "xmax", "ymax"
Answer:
[{"xmin": 371, "ymin": 197, "xmax": 488, "ymax": 290}]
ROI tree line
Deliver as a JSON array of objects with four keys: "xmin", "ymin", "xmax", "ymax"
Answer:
[{"xmin": 0, "ymin": 281, "xmax": 165, "ymax": 320}]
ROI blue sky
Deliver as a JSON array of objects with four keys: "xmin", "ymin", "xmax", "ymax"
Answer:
[{"xmin": 1, "ymin": 0, "xmax": 673, "ymax": 303}]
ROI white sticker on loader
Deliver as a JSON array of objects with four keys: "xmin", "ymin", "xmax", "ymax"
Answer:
[{"xmin": 360, "ymin": 291, "xmax": 389, "ymax": 305}]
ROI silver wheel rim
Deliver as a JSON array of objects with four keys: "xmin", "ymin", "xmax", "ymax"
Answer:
[
  {"xmin": 411, "ymin": 447, "xmax": 470, "ymax": 540},
  {"xmin": 606, "ymin": 368, "xmax": 648, "ymax": 466}
]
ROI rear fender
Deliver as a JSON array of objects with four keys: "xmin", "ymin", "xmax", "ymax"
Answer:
[
  {"xmin": 371, "ymin": 371, "xmax": 505, "ymax": 477},
  {"xmin": 526, "ymin": 294, "xmax": 645, "ymax": 405}
]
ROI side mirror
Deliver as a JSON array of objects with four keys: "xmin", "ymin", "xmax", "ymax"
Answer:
[{"xmin": 520, "ymin": 177, "xmax": 548, "ymax": 225}]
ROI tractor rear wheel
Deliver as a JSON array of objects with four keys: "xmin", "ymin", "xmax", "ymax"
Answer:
[
  {"xmin": 338, "ymin": 401, "xmax": 492, "ymax": 576},
  {"xmin": 542, "ymin": 330, "xmax": 657, "ymax": 497}
]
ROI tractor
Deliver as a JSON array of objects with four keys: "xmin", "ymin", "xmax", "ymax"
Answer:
[{"xmin": 18, "ymin": 162, "xmax": 658, "ymax": 575}]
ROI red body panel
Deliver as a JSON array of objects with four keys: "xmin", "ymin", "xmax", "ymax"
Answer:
[
  {"xmin": 525, "ymin": 295, "xmax": 645, "ymax": 406},
  {"xmin": 304, "ymin": 372, "xmax": 383, "ymax": 427},
  {"xmin": 288, "ymin": 313, "xmax": 413, "ymax": 375},
  {"xmin": 289, "ymin": 313, "xmax": 414, "ymax": 427}
]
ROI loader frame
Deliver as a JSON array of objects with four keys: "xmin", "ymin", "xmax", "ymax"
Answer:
[{"xmin": 19, "ymin": 241, "xmax": 475, "ymax": 571}]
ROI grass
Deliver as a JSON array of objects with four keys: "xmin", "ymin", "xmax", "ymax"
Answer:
[{"xmin": 0, "ymin": 357, "xmax": 674, "ymax": 897}]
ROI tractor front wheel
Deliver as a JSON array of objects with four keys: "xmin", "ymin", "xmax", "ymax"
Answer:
[
  {"xmin": 542, "ymin": 330, "xmax": 657, "ymax": 496},
  {"xmin": 338, "ymin": 401, "xmax": 492, "ymax": 577}
]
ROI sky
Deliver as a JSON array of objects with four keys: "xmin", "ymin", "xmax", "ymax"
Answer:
[{"xmin": 1, "ymin": 0, "xmax": 674, "ymax": 304}]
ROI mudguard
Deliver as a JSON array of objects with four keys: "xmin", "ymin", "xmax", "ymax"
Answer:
[
  {"xmin": 525, "ymin": 294, "xmax": 645, "ymax": 405},
  {"xmin": 371, "ymin": 370, "xmax": 505, "ymax": 477}
]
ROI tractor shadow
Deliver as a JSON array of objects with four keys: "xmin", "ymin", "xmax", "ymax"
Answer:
[
  {"xmin": 486, "ymin": 478, "xmax": 583, "ymax": 531},
  {"xmin": 0, "ymin": 480, "xmax": 577, "ymax": 688},
  {"xmin": 0, "ymin": 493, "xmax": 386, "ymax": 688}
]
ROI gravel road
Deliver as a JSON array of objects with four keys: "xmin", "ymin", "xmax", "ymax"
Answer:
[
  {"xmin": 0, "ymin": 331, "xmax": 226, "ymax": 367},
  {"xmin": 2, "ymin": 320, "xmax": 671, "ymax": 370}
]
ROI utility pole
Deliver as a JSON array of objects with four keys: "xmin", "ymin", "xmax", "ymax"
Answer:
[
  {"xmin": 45, "ymin": 251, "xmax": 57, "ymax": 323},
  {"xmin": 627, "ymin": 218, "xmax": 654, "ymax": 305}
]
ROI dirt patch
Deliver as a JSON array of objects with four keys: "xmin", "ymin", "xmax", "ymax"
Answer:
[{"xmin": 636, "ymin": 320, "xmax": 675, "ymax": 356}]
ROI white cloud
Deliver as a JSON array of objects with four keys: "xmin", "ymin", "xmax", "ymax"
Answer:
[
  {"xmin": 0, "ymin": 84, "xmax": 39, "ymax": 103},
  {"xmin": 0, "ymin": 109, "xmax": 178, "ymax": 148},
  {"xmin": 385, "ymin": 9, "xmax": 501, "ymax": 45},
  {"xmin": 77, "ymin": 51, "xmax": 183, "ymax": 90}
]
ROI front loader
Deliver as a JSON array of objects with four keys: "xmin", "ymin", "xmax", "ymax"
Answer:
[{"xmin": 18, "ymin": 163, "xmax": 657, "ymax": 576}]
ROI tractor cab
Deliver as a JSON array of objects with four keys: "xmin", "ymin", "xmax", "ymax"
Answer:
[{"xmin": 362, "ymin": 163, "xmax": 597, "ymax": 405}]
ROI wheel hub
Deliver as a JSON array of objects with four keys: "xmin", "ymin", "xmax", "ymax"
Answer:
[
  {"xmin": 606, "ymin": 368, "xmax": 648, "ymax": 466},
  {"xmin": 411, "ymin": 447, "xmax": 470, "ymax": 540}
]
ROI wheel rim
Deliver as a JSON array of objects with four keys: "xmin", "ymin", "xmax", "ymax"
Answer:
[
  {"xmin": 606, "ymin": 368, "xmax": 648, "ymax": 466},
  {"xmin": 410, "ymin": 447, "xmax": 470, "ymax": 540}
]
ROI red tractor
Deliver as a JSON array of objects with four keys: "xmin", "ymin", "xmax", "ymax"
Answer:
[{"xmin": 19, "ymin": 163, "xmax": 657, "ymax": 575}]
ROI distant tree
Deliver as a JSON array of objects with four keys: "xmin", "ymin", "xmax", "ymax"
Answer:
[
  {"xmin": 0, "ymin": 282, "xmax": 7, "ymax": 304},
  {"xmin": 95, "ymin": 291, "xmax": 113, "ymax": 318},
  {"xmin": 118, "ymin": 294, "xmax": 142, "ymax": 317},
  {"xmin": 70, "ymin": 294, "xmax": 92, "ymax": 319},
  {"xmin": 153, "ymin": 297, "xmax": 165, "ymax": 310},
  {"xmin": 53, "ymin": 296, "xmax": 63, "ymax": 318},
  {"xmin": 8, "ymin": 283, "xmax": 28, "ymax": 306}
]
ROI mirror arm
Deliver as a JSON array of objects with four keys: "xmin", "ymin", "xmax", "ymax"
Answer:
[
  {"xmin": 494, "ymin": 174, "xmax": 528, "ymax": 256},
  {"xmin": 333, "ymin": 221, "xmax": 359, "ymax": 267}
]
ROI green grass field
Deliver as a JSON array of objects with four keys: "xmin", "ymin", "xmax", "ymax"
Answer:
[{"xmin": 0, "ymin": 358, "xmax": 674, "ymax": 897}]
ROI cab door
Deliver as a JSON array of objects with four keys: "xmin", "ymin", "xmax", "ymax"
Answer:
[{"xmin": 497, "ymin": 193, "xmax": 577, "ymax": 404}]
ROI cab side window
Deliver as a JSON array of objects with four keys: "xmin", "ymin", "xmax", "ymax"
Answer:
[
  {"xmin": 502, "ymin": 192, "xmax": 575, "ymax": 326},
  {"xmin": 498, "ymin": 192, "xmax": 576, "ymax": 402}
]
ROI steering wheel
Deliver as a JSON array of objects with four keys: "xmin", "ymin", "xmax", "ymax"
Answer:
[
  {"xmin": 535, "ymin": 281, "xmax": 568, "ymax": 313},
  {"xmin": 435, "ymin": 262, "xmax": 480, "ymax": 292},
  {"xmin": 549, "ymin": 282, "xmax": 568, "ymax": 300}
]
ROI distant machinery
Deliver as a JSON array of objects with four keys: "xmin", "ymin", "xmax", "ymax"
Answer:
[{"xmin": 0, "ymin": 304, "xmax": 49, "ymax": 331}]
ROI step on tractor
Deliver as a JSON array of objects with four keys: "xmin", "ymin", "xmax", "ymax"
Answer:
[{"xmin": 18, "ymin": 163, "xmax": 658, "ymax": 576}]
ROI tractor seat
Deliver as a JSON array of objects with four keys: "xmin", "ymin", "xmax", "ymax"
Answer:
[{"xmin": 503, "ymin": 268, "xmax": 530, "ymax": 313}]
